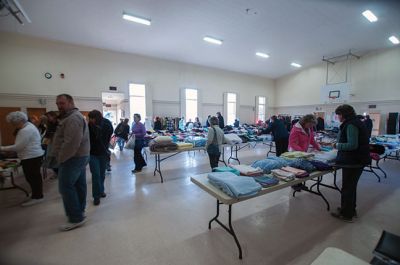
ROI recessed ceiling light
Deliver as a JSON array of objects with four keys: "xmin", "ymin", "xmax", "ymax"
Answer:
[
  {"xmin": 291, "ymin": 62, "xmax": 302, "ymax": 68},
  {"xmin": 256, "ymin": 52, "xmax": 269, "ymax": 58},
  {"xmin": 389, "ymin": 35, "xmax": 399, "ymax": 45},
  {"xmin": 122, "ymin": 12, "xmax": 151, "ymax": 26},
  {"xmin": 362, "ymin": 10, "xmax": 378, "ymax": 22},
  {"xmin": 203, "ymin": 36, "xmax": 223, "ymax": 45}
]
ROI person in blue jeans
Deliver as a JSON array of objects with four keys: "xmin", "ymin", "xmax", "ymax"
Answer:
[
  {"xmin": 51, "ymin": 94, "xmax": 90, "ymax": 231},
  {"xmin": 88, "ymin": 110, "xmax": 113, "ymax": 206}
]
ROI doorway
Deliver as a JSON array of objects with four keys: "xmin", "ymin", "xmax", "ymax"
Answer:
[{"xmin": 102, "ymin": 92, "xmax": 125, "ymax": 127}]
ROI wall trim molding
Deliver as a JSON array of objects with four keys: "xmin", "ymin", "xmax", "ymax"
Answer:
[
  {"xmin": 273, "ymin": 99, "xmax": 400, "ymax": 109},
  {"xmin": 152, "ymin": 100, "xmax": 180, "ymax": 105},
  {"xmin": 0, "ymin": 93, "xmax": 101, "ymax": 102},
  {"xmin": 203, "ymin": 103, "xmax": 223, "ymax": 107}
]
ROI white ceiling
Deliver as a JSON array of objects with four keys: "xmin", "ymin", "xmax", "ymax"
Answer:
[{"xmin": 0, "ymin": 0, "xmax": 399, "ymax": 79}]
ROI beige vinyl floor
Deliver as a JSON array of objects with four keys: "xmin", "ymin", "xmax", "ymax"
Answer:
[{"xmin": 0, "ymin": 145, "xmax": 399, "ymax": 265}]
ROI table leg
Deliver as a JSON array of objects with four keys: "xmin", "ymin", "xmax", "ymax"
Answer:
[{"xmin": 208, "ymin": 200, "xmax": 243, "ymax": 259}]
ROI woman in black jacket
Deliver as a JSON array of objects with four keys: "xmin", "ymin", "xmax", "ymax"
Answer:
[{"xmin": 331, "ymin": 104, "xmax": 371, "ymax": 222}]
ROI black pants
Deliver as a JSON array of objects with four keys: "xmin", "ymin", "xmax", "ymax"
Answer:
[
  {"xmin": 341, "ymin": 167, "xmax": 363, "ymax": 218},
  {"xmin": 275, "ymin": 137, "xmax": 288, "ymax": 157},
  {"xmin": 208, "ymin": 152, "xmax": 220, "ymax": 169},
  {"xmin": 21, "ymin": 156, "xmax": 43, "ymax": 199},
  {"xmin": 134, "ymin": 140, "xmax": 146, "ymax": 170}
]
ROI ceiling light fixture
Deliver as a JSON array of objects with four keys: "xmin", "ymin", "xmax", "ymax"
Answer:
[
  {"xmin": 362, "ymin": 10, "xmax": 378, "ymax": 22},
  {"xmin": 291, "ymin": 62, "xmax": 302, "ymax": 68},
  {"xmin": 203, "ymin": 36, "xmax": 223, "ymax": 45},
  {"xmin": 389, "ymin": 35, "xmax": 399, "ymax": 45},
  {"xmin": 122, "ymin": 12, "xmax": 151, "ymax": 26},
  {"xmin": 256, "ymin": 52, "xmax": 269, "ymax": 58}
]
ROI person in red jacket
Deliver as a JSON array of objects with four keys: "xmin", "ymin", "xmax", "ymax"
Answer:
[
  {"xmin": 289, "ymin": 114, "xmax": 321, "ymax": 152},
  {"xmin": 288, "ymin": 114, "xmax": 321, "ymax": 192}
]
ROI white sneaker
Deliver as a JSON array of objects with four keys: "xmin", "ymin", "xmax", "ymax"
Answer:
[
  {"xmin": 21, "ymin": 198, "xmax": 44, "ymax": 207},
  {"xmin": 59, "ymin": 218, "xmax": 87, "ymax": 232}
]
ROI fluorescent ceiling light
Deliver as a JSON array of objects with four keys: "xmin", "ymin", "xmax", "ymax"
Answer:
[
  {"xmin": 256, "ymin": 52, "xmax": 269, "ymax": 58},
  {"xmin": 362, "ymin": 10, "xmax": 378, "ymax": 22},
  {"xmin": 291, "ymin": 62, "xmax": 302, "ymax": 68},
  {"xmin": 203, "ymin": 36, "xmax": 223, "ymax": 45},
  {"xmin": 389, "ymin": 35, "xmax": 399, "ymax": 45},
  {"xmin": 122, "ymin": 13, "xmax": 151, "ymax": 26}
]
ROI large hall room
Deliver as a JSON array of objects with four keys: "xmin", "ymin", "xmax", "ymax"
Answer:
[{"xmin": 0, "ymin": 0, "xmax": 400, "ymax": 264}]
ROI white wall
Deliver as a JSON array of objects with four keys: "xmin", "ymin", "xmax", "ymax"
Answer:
[
  {"xmin": 274, "ymin": 47, "xmax": 400, "ymax": 110},
  {"xmin": 0, "ymin": 32, "xmax": 275, "ymax": 124}
]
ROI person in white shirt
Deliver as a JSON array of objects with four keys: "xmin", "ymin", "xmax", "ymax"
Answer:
[{"xmin": 0, "ymin": 111, "xmax": 45, "ymax": 206}]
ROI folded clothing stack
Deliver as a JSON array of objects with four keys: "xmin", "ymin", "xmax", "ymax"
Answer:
[
  {"xmin": 253, "ymin": 175, "xmax": 279, "ymax": 188},
  {"xmin": 176, "ymin": 142, "xmax": 194, "ymax": 150},
  {"xmin": 208, "ymin": 172, "xmax": 262, "ymax": 198},
  {"xmin": 312, "ymin": 150, "xmax": 337, "ymax": 164},
  {"xmin": 229, "ymin": 164, "xmax": 264, "ymax": 176},
  {"xmin": 271, "ymin": 169, "xmax": 296, "ymax": 182},
  {"xmin": 281, "ymin": 166, "xmax": 309, "ymax": 178},
  {"xmin": 281, "ymin": 151, "xmax": 314, "ymax": 159},
  {"xmin": 213, "ymin": 166, "xmax": 240, "ymax": 176},
  {"xmin": 224, "ymin": 134, "xmax": 243, "ymax": 145},
  {"xmin": 285, "ymin": 158, "xmax": 316, "ymax": 172},
  {"xmin": 251, "ymin": 157, "xmax": 290, "ymax": 174},
  {"xmin": 185, "ymin": 136, "xmax": 207, "ymax": 147},
  {"xmin": 149, "ymin": 138, "xmax": 178, "ymax": 152},
  {"xmin": 309, "ymin": 160, "xmax": 333, "ymax": 171}
]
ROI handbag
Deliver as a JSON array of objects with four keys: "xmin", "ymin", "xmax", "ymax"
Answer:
[
  {"xmin": 125, "ymin": 134, "xmax": 136, "ymax": 150},
  {"xmin": 207, "ymin": 127, "xmax": 220, "ymax": 155}
]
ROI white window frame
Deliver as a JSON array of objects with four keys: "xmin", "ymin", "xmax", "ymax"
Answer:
[
  {"xmin": 256, "ymin": 96, "xmax": 266, "ymax": 122},
  {"xmin": 184, "ymin": 88, "xmax": 198, "ymax": 122},
  {"xmin": 226, "ymin": 92, "xmax": 237, "ymax": 125}
]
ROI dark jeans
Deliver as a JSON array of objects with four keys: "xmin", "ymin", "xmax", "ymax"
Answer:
[
  {"xmin": 275, "ymin": 137, "xmax": 288, "ymax": 157},
  {"xmin": 341, "ymin": 167, "xmax": 363, "ymax": 218},
  {"xmin": 208, "ymin": 152, "xmax": 220, "ymax": 169},
  {"xmin": 89, "ymin": 155, "xmax": 107, "ymax": 199},
  {"xmin": 21, "ymin": 156, "xmax": 43, "ymax": 199},
  {"xmin": 58, "ymin": 156, "xmax": 89, "ymax": 223},
  {"xmin": 134, "ymin": 139, "xmax": 146, "ymax": 170}
]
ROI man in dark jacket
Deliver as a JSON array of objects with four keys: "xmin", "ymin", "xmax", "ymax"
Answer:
[
  {"xmin": 114, "ymin": 118, "xmax": 130, "ymax": 151},
  {"xmin": 331, "ymin": 104, "xmax": 371, "ymax": 223},
  {"xmin": 216, "ymin": 112, "xmax": 224, "ymax": 129},
  {"xmin": 263, "ymin": 115, "xmax": 289, "ymax": 156},
  {"xmin": 363, "ymin": 115, "xmax": 373, "ymax": 140},
  {"xmin": 88, "ymin": 110, "xmax": 113, "ymax": 206}
]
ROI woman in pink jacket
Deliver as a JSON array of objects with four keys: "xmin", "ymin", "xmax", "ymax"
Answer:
[{"xmin": 289, "ymin": 114, "xmax": 321, "ymax": 152}]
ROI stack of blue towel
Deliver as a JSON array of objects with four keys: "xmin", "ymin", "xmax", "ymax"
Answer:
[
  {"xmin": 253, "ymin": 176, "xmax": 279, "ymax": 187},
  {"xmin": 208, "ymin": 172, "xmax": 262, "ymax": 198}
]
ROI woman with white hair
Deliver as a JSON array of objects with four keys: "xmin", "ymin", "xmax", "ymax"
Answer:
[{"xmin": 0, "ymin": 111, "xmax": 45, "ymax": 206}]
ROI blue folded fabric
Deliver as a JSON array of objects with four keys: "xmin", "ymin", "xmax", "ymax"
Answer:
[
  {"xmin": 253, "ymin": 176, "xmax": 279, "ymax": 187},
  {"xmin": 309, "ymin": 160, "xmax": 333, "ymax": 171},
  {"xmin": 208, "ymin": 172, "xmax": 262, "ymax": 198},
  {"xmin": 251, "ymin": 157, "xmax": 289, "ymax": 174},
  {"xmin": 213, "ymin": 166, "xmax": 240, "ymax": 176},
  {"xmin": 285, "ymin": 158, "xmax": 316, "ymax": 172}
]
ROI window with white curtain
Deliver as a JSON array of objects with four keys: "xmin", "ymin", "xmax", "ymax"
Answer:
[
  {"xmin": 129, "ymin": 83, "xmax": 146, "ymax": 120},
  {"xmin": 257, "ymin": 96, "xmax": 266, "ymax": 122},
  {"xmin": 227, "ymin": 92, "xmax": 237, "ymax": 125},
  {"xmin": 185, "ymin": 88, "xmax": 198, "ymax": 122}
]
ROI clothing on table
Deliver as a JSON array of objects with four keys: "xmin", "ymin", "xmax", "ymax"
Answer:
[
  {"xmin": 271, "ymin": 169, "xmax": 296, "ymax": 182},
  {"xmin": 313, "ymin": 150, "xmax": 337, "ymax": 164},
  {"xmin": 148, "ymin": 140, "xmax": 178, "ymax": 152},
  {"xmin": 208, "ymin": 172, "xmax": 262, "ymax": 198},
  {"xmin": 229, "ymin": 164, "xmax": 263, "ymax": 176},
  {"xmin": 281, "ymin": 166, "xmax": 309, "ymax": 178},
  {"xmin": 285, "ymin": 158, "xmax": 316, "ymax": 172},
  {"xmin": 176, "ymin": 142, "xmax": 194, "ymax": 150},
  {"xmin": 288, "ymin": 122, "xmax": 320, "ymax": 152},
  {"xmin": 251, "ymin": 157, "xmax": 290, "ymax": 174},
  {"xmin": 224, "ymin": 134, "xmax": 243, "ymax": 145},
  {"xmin": 309, "ymin": 160, "xmax": 333, "ymax": 171},
  {"xmin": 213, "ymin": 166, "xmax": 240, "ymax": 176},
  {"xmin": 281, "ymin": 151, "xmax": 314, "ymax": 159},
  {"xmin": 253, "ymin": 175, "xmax": 279, "ymax": 188}
]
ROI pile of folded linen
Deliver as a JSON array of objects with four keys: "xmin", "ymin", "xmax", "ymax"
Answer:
[
  {"xmin": 253, "ymin": 175, "xmax": 279, "ymax": 188},
  {"xmin": 149, "ymin": 136, "xmax": 178, "ymax": 152},
  {"xmin": 271, "ymin": 169, "xmax": 296, "ymax": 182},
  {"xmin": 285, "ymin": 158, "xmax": 316, "ymax": 172},
  {"xmin": 207, "ymin": 172, "xmax": 262, "ymax": 198},
  {"xmin": 309, "ymin": 160, "xmax": 333, "ymax": 171},
  {"xmin": 213, "ymin": 166, "xmax": 240, "ymax": 176},
  {"xmin": 281, "ymin": 166, "xmax": 309, "ymax": 178},
  {"xmin": 176, "ymin": 142, "xmax": 194, "ymax": 151},
  {"xmin": 229, "ymin": 164, "xmax": 264, "ymax": 176},
  {"xmin": 312, "ymin": 150, "xmax": 337, "ymax": 164},
  {"xmin": 224, "ymin": 134, "xmax": 243, "ymax": 145},
  {"xmin": 281, "ymin": 151, "xmax": 314, "ymax": 159},
  {"xmin": 185, "ymin": 136, "xmax": 207, "ymax": 147},
  {"xmin": 251, "ymin": 157, "xmax": 290, "ymax": 174}
]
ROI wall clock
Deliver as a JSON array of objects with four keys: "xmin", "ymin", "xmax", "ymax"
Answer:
[{"xmin": 45, "ymin": 72, "xmax": 52, "ymax": 79}]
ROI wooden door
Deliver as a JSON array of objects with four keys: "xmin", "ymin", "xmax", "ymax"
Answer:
[
  {"xmin": 26, "ymin": 108, "xmax": 47, "ymax": 121},
  {"xmin": 0, "ymin": 107, "xmax": 21, "ymax": 145}
]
